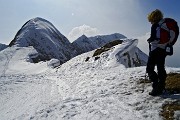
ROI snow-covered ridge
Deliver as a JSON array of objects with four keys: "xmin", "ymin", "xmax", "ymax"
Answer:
[
  {"xmin": 87, "ymin": 39, "xmax": 148, "ymax": 68},
  {"xmin": 107, "ymin": 39, "xmax": 147, "ymax": 67},
  {"xmin": 9, "ymin": 17, "xmax": 77, "ymax": 64},
  {"xmin": 0, "ymin": 38, "xmax": 147, "ymax": 75}
]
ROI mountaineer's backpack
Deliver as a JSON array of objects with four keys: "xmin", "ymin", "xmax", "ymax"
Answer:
[
  {"xmin": 158, "ymin": 18, "xmax": 179, "ymax": 55},
  {"xmin": 158, "ymin": 18, "xmax": 179, "ymax": 45}
]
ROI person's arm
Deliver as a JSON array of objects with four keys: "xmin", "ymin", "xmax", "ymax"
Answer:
[{"xmin": 147, "ymin": 24, "xmax": 158, "ymax": 43}]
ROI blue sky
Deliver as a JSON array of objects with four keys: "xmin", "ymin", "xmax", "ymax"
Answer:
[{"xmin": 0, "ymin": 0, "xmax": 180, "ymax": 67}]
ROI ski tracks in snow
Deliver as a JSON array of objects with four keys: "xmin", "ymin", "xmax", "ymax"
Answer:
[{"xmin": 24, "ymin": 66, "xmax": 163, "ymax": 120}]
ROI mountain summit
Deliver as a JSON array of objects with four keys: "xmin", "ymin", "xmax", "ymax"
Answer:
[
  {"xmin": 72, "ymin": 35, "xmax": 98, "ymax": 55},
  {"xmin": 9, "ymin": 17, "xmax": 77, "ymax": 63}
]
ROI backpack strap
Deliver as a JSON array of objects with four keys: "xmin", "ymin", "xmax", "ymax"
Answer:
[
  {"xmin": 158, "ymin": 19, "xmax": 173, "ymax": 45},
  {"xmin": 158, "ymin": 19, "xmax": 170, "ymax": 32}
]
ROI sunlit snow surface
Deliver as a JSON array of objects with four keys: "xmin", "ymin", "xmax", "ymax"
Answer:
[{"xmin": 0, "ymin": 40, "xmax": 179, "ymax": 120}]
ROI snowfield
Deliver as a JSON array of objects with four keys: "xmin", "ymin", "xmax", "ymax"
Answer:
[{"xmin": 0, "ymin": 40, "xmax": 179, "ymax": 120}]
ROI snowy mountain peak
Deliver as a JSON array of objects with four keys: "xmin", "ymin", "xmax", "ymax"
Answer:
[
  {"xmin": 30, "ymin": 17, "xmax": 49, "ymax": 23},
  {"xmin": 80, "ymin": 34, "xmax": 87, "ymax": 39},
  {"xmin": 72, "ymin": 35, "xmax": 98, "ymax": 55},
  {"xmin": 76, "ymin": 34, "xmax": 89, "ymax": 42},
  {"xmin": 9, "ymin": 17, "xmax": 77, "ymax": 63}
]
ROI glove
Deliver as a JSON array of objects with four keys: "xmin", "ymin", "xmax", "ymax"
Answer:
[{"xmin": 147, "ymin": 38, "xmax": 151, "ymax": 43}]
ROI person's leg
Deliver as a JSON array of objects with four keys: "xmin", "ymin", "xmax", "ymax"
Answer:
[
  {"xmin": 146, "ymin": 51, "xmax": 159, "ymax": 95},
  {"xmin": 157, "ymin": 49, "xmax": 167, "ymax": 93}
]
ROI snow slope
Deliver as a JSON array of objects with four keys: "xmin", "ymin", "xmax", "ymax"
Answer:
[
  {"xmin": 0, "ymin": 39, "xmax": 179, "ymax": 120},
  {"xmin": 0, "ymin": 46, "xmax": 49, "ymax": 75}
]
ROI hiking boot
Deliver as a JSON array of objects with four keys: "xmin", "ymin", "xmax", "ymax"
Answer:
[
  {"xmin": 158, "ymin": 83, "xmax": 165, "ymax": 92},
  {"xmin": 149, "ymin": 89, "xmax": 163, "ymax": 96}
]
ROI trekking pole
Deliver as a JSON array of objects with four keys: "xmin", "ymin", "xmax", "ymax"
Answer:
[{"xmin": 142, "ymin": 72, "xmax": 147, "ymax": 93}]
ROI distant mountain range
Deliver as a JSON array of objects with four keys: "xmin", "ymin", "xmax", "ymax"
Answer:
[
  {"xmin": 1, "ymin": 17, "xmax": 147, "ymax": 66},
  {"xmin": 72, "ymin": 33, "xmax": 126, "ymax": 55}
]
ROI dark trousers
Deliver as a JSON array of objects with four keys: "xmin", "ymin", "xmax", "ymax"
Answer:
[{"xmin": 146, "ymin": 48, "xmax": 167, "ymax": 90}]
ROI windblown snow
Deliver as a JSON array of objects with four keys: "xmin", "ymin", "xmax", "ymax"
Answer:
[{"xmin": 0, "ymin": 37, "xmax": 179, "ymax": 120}]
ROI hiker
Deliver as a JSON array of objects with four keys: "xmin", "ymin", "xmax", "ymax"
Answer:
[{"xmin": 146, "ymin": 9, "xmax": 179, "ymax": 96}]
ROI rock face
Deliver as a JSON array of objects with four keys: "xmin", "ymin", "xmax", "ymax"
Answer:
[
  {"xmin": 0, "ymin": 43, "xmax": 8, "ymax": 51},
  {"xmin": 93, "ymin": 40, "xmax": 123, "ymax": 57},
  {"xmin": 9, "ymin": 17, "xmax": 77, "ymax": 63}
]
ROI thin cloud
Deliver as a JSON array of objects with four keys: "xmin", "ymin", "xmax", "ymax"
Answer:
[
  {"xmin": 67, "ymin": 24, "xmax": 99, "ymax": 42},
  {"xmin": 137, "ymin": 33, "xmax": 150, "ymax": 54}
]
